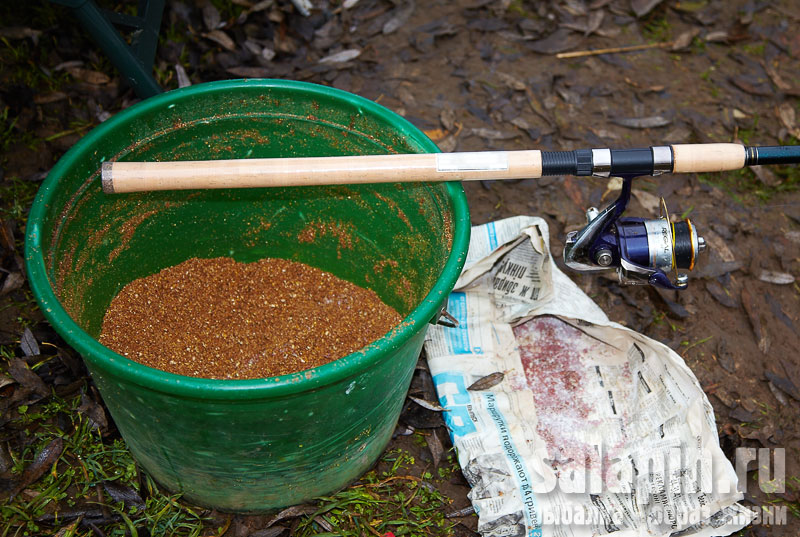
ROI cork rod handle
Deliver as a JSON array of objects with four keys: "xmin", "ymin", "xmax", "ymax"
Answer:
[
  {"xmin": 102, "ymin": 151, "xmax": 544, "ymax": 194},
  {"xmin": 671, "ymin": 143, "xmax": 745, "ymax": 173}
]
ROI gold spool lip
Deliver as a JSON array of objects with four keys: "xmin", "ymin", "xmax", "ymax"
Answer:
[
  {"xmin": 661, "ymin": 197, "xmax": 676, "ymax": 272},
  {"xmin": 687, "ymin": 219, "xmax": 696, "ymax": 271}
]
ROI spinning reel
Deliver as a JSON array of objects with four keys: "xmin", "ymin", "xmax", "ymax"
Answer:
[{"xmin": 563, "ymin": 175, "xmax": 705, "ymax": 290}]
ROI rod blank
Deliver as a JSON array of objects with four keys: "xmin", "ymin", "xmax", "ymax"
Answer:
[{"xmin": 745, "ymin": 145, "xmax": 800, "ymax": 166}]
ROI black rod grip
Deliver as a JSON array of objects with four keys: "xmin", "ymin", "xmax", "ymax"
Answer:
[
  {"xmin": 541, "ymin": 149, "xmax": 593, "ymax": 176},
  {"xmin": 541, "ymin": 151, "xmax": 576, "ymax": 176}
]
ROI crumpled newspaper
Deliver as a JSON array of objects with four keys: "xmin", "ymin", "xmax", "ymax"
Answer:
[{"xmin": 424, "ymin": 216, "xmax": 752, "ymax": 537}]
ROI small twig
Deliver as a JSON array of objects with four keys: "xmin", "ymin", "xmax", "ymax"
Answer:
[
  {"xmin": 362, "ymin": 520, "xmax": 383, "ymax": 537},
  {"xmin": 357, "ymin": 475, "xmax": 422, "ymax": 488},
  {"xmin": 682, "ymin": 335, "xmax": 714, "ymax": 354},
  {"xmin": 44, "ymin": 125, "xmax": 90, "ymax": 142},
  {"xmin": 214, "ymin": 516, "xmax": 232, "ymax": 536},
  {"xmin": 556, "ymin": 41, "xmax": 673, "ymax": 59},
  {"xmin": 95, "ymin": 484, "xmax": 112, "ymax": 521}
]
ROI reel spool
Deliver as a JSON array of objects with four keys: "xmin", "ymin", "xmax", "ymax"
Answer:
[{"xmin": 564, "ymin": 178, "xmax": 707, "ymax": 290}]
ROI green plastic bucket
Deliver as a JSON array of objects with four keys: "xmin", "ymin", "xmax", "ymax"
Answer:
[{"xmin": 24, "ymin": 79, "xmax": 470, "ymax": 511}]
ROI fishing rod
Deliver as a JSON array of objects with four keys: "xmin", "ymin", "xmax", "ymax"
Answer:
[{"xmin": 102, "ymin": 143, "xmax": 800, "ymax": 291}]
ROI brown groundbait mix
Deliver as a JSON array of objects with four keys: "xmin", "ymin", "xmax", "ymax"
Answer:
[{"xmin": 99, "ymin": 257, "xmax": 403, "ymax": 379}]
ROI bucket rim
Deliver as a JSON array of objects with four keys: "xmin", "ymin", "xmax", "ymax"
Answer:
[{"xmin": 24, "ymin": 79, "xmax": 470, "ymax": 399}]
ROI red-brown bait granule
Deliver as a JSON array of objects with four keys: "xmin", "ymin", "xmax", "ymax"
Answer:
[{"xmin": 99, "ymin": 257, "xmax": 403, "ymax": 379}]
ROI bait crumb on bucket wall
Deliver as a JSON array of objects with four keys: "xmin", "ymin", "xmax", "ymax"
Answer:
[{"xmin": 98, "ymin": 257, "xmax": 403, "ymax": 379}]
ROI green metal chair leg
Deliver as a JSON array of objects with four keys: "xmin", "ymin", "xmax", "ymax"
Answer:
[
  {"xmin": 131, "ymin": 0, "xmax": 164, "ymax": 76},
  {"xmin": 51, "ymin": 0, "xmax": 164, "ymax": 99}
]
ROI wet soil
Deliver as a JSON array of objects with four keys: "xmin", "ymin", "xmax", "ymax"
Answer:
[{"xmin": 2, "ymin": 0, "xmax": 800, "ymax": 535}]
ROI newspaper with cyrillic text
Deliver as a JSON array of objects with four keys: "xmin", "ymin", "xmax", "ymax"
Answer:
[{"xmin": 424, "ymin": 216, "xmax": 753, "ymax": 537}]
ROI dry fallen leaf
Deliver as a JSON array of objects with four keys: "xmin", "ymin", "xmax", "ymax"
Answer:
[
  {"xmin": 0, "ymin": 27, "xmax": 41, "ymax": 42},
  {"xmin": 765, "ymin": 371, "xmax": 800, "ymax": 402},
  {"xmin": 383, "ymin": 2, "xmax": 415, "ymax": 35},
  {"xmin": 631, "ymin": 0, "xmax": 663, "ymax": 17},
  {"xmin": 469, "ymin": 128, "xmax": 518, "ymax": 140},
  {"xmin": 701, "ymin": 229, "xmax": 735, "ymax": 262},
  {"xmin": 763, "ymin": 61, "xmax": 800, "ymax": 96},
  {"xmin": 8, "ymin": 358, "xmax": 49, "ymax": 397},
  {"xmin": 671, "ymin": 28, "xmax": 701, "ymax": 51},
  {"xmin": 584, "ymin": 10, "xmax": 605, "ymax": 36},
  {"xmin": 54, "ymin": 60, "xmax": 83, "ymax": 72},
  {"xmin": 20, "ymin": 327, "xmax": 39, "ymax": 357},
  {"xmin": 103, "ymin": 480, "xmax": 145, "ymax": 511},
  {"xmin": 704, "ymin": 31, "xmax": 729, "ymax": 43},
  {"xmin": 66, "ymin": 67, "xmax": 110, "ymax": 85},
  {"xmin": 1, "ymin": 272, "xmax": 24, "ymax": 296},
  {"xmin": 396, "ymin": 85, "xmax": 417, "ymax": 107},
  {"xmin": 741, "ymin": 287, "xmax": 770, "ymax": 354},
  {"xmin": 226, "ymin": 66, "xmax": 271, "ymax": 78},
  {"xmin": 437, "ymin": 135, "xmax": 457, "ymax": 152},
  {"xmin": 175, "ymin": 63, "xmax": 191, "ymax": 88},
  {"xmin": 423, "ymin": 128, "xmax": 449, "ymax": 141},
  {"xmin": 561, "ymin": 0, "xmax": 588, "ymax": 16},
  {"xmin": 530, "ymin": 29, "xmax": 583, "ymax": 54},
  {"xmin": 9, "ymin": 438, "xmax": 63, "ymax": 498},
  {"xmin": 467, "ymin": 371, "xmax": 505, "ymax": 391},
  {"xmin": 266, "ymin": 505, "xmax": 318, "ymax": 528},
  {"xmin": 408, "ymin": 395, "xmax": 448, "ymax": 412},
  {"xmin": 750, "ymin": 165, "xmax": 780, "ymax": 187},
  {"xmin": 497, "ymin": 72, "xmax": 526, "ymax": 91},
  {"xmin": 631, "ymin": 189, "xmax": 661, "ymax": 215},
  {"xmin": 33, "ymin": 92, "xmax": 67, "ymax": 105},
  {"xmin": 705, "ymin": 281, "xmax": 737, "ymax": 308},
  {"xmin": 777, "ymin": 103, "xmax": 800, "ymax": 138},
  {"xmin": 602, "ymin": 176, "xmax": 623, "ymax": 200},
  {"xmin": 440, "ymin": 108, "xmax": 456, "ymax": 131},
  {"xmin": 318, "ymin": 49, "xmax": 361, "ymax": 64},
  {"xmin": 261, "ymin": 47, "xmax": 276, "ymax": 61},
  {"xmin": 202, "ymin": 2, "xmax": 222, "ymax": 30},
  {"xmin": 203, "ymin": 30, "xmax": 236, "ymax": 51},
  {"xmin": 290, "ymin": 0, "xmax": 313, "ymax": 16},
  {"xmin": 427, "ymin": 428, "xmax": 445, "ymax": 467},
  {"xmin": 248, "ymin": 0, "xmax": 275, "ymax": 12},
  {"xmin": 758, "ymin": 271, "xmax": 795, "ymax": 285},
  {"xmin": 611, "ymin": 116, "xmax": 672, "ymax": 129},
  {"xmin": 730, "ymin": 75, "xmax": 773, "ymax": 96}
]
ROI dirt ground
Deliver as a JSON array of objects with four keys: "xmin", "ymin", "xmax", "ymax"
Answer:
[{"xmin": 1, "ymin": 0, "xmax": 799, "ymax": 536}]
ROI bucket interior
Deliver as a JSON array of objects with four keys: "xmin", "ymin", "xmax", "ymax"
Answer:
[{"xmin": 36, "ymin": 81, "xmax": 457, "ymax": 351}]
